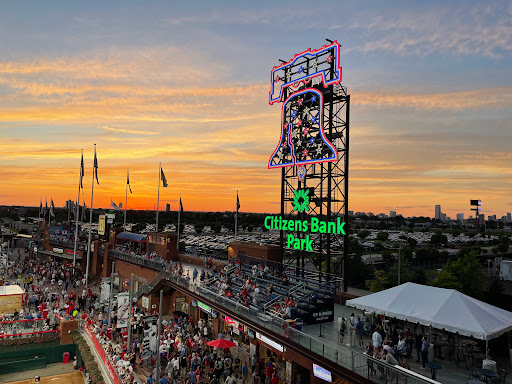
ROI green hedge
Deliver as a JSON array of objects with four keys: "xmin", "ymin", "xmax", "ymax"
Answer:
[{"xmin": 72, "ymin": 330, "xmax": 105, "ymax": 384}]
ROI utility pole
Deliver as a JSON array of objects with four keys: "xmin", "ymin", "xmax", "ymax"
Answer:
[
  {"xmin": 155, "ymin": 289, "xmax": 163, "ymax": 383},
  {"xmin": 390, "ymin": 246, "xmax": 402, "ymax": 286}
]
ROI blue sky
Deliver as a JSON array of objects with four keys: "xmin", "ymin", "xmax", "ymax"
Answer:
[{"xmin": 0, "ymin": 0, "xmax": 511, "ymax": 217}]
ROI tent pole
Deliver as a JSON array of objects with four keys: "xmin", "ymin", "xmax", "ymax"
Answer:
[{"xmin": 486, "ymin": 339, "xmax": 489, "ymax": 360}]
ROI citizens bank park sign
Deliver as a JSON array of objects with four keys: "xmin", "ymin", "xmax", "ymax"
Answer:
[{"xmin": 265, "ymin": 41, "xmax": 347, "ymax": 251}]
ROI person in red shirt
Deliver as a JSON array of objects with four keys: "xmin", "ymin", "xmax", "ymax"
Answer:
[
  {"xmin": 270, "ymin": 373, "xmax": 279, "ymax": 384},
  {"xmin": 265, "ymin": 362, "xmax": 274, "ymax": 381}
]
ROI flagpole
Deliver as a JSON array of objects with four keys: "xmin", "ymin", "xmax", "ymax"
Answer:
[
  {"xmin": 124, "ymin": 169, "xmax": 128, "ymax": 232},
  {"xmin": 85, "ymin": 144, "xmax": 96, "ymax": 288},
  {"xmin": 177, "ymin": 196, "xmax": 181, "ymax": 251},
  {"xmin": 72, "ymin": 149, "xmax": 83, "ymax": 270},
  {"xmin": 38, "ymin": 200, "xmax": 41, "ymax": 239},
  {"xmin": 156, "ymin": 162, "xmax": 161, "ymax": 233},
  {"xmin": 235, "ymin": 191, "xmax": 238, "ymax": 241}
]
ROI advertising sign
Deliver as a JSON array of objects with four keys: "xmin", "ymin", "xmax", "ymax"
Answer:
[
  {"xmin": 98, "ymin": 215, "xmax": 106, "ymax": 235},
  {"xmin": 143, "ymin": 317, "xmax": 158, "ymax": 355},
  {"xmin": 197, "ymin": 301, "xmax": 211, "ymax": 315},
  {"xmin": 141, "ymin": 296, "xmax": 149, "ymax": 310},
  {"xmin": 313, "ymin": 364, "xmax": 332, "ymax": 383},
  {"xmin": 49, "ymin": 225, "xmax": 81, "ymax": 242},
  {"xmin": 256, "ymin": 332, "xmax": 284, "ymax": 352},
  {"xmin": 100, "ymin": 278, "xmax": 111, "ymax": 303},
  {"xmin": 116, "ymin": 292, "xmax": 130, "ymax": 328},
  {"xmin": 268, "ymin": 41, "xmax": 342, "ymax": 182}
]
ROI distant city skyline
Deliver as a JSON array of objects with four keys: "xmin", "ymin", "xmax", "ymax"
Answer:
[{"xmin": 1, "ymin": 1, "xmax": 512, "ymax": 217}]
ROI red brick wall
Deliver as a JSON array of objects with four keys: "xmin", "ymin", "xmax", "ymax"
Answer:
[
  {"xmin": 111, "ymin": 260, "xmax": 159, "ymax": 291},
  {"xmin": 60, "ymin": 319, "xmax": 79, "ymax": 345}
]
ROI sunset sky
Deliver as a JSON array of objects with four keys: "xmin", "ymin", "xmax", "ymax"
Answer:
[{"xmin": 1, "ymin": 1, "xmax": 512, "ymax": 218}]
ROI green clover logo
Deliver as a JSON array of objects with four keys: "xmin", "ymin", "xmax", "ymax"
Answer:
[{"xmin": 293, "ymin": 189, "xmax": 310, "ymax": 212}]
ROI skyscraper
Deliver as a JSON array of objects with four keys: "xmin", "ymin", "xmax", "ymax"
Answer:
[
  {"xmin": 390, "ymin": 211, "xmax": 396, "ymax": 217},
  {"xmin": 456, "ymin": 213, "xmax": 464, "ymax": 222},
  {"xmin": 435, "ymin": 205, "xmax": 441, "ymax": 220},
  {"xmin": 165, "ymin": 203, "xmax": 170, "ymax": 212},
  {"xmin": 507, "ymin": 213, "xmax": 511, "ymax": 222}
]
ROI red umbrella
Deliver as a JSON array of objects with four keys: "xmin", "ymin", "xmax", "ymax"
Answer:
[{"xmin": 207, "ymin": 338, "xmax": 237, "ymax": 348}]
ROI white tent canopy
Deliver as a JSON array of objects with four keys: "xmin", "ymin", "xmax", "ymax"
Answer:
[{"xmin": 346, "ymin": 282, "xmax": 512, "ymax": 341}]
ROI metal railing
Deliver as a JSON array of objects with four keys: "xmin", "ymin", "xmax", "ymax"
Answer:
[
  {"xmin": 104, "ymin": 249, "xmax": 438, "ymax": 384},
  {"xmin": 108, "ymin": 250, "xmax": 167, "ymax": 271},
  {"xmin": 145, "ymin": 271, "xmax": 439, "ymax": 384},
  {"xmin": 351, "ymin": 351, "xmax": 441, "ymax": 384},
  {"xmin": 50, "ymin": 239, "xmax": 86, "ymax": 251}
]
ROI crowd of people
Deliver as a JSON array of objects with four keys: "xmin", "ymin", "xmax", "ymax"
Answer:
[
  {"xmin": 206, "ymin": 259, "xmax": 298, "ymax": 320},
  {"xmin": 340, "ymin": 313, "xmax": 433, "ymax": 373},
  {"xmin": 2, "ymin": 246, "xmax": 283, "ymax": 384}
]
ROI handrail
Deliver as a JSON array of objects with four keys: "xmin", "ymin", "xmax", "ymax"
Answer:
[
  {"xmin": 145, "ymin": 267, "xmax": 439, "ymax": 384},
  {"xmin": 50, "ymin": 239, "xmax": 87, "ymax": 251},
  {"xmin": 288, "ymin": 281, "xmax": 305, "ymax": 295}
]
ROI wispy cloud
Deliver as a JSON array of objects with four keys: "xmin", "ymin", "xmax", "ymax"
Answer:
[
  {"xmin": 344, "ymin": 3, "xmax": 512, "ymax": 58},
  {"xmin": 102, "ymin": 126, "xmax": 159, "ymax": 135}
]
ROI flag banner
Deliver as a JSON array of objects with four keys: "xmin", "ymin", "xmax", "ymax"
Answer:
[
  {"xmin": 127, "ymin": 169, "xmax": 132, "ymax": 193},
  {"xmin": 161, "ymin": 168, "xmax": 168, "ymax": 188},
  {"xmin": 80, "ymin": 152, "xmax": 85, "ymax": 189},
  {"xmin": 50, "ymin": 198, "xmax": 56, "ymax": 217},
  {"xmin": 43, "ymin": 199, "xmax": 47, "ymax": 216},
  {"xmin": 117, "ymin": 292, "xmax": 130, "ymax": 328},
  {"xmin": 237, "ymin": 191, "xmax": 240, "ymax": 211},
  {"xmin": 94, "ymin": 147, "xmax": 99, "ymax": 185},
  {"xmin": 39, "ymin": 200, "xmax": 42, "ymax": 216},
  {"xmin": 110, "ymin": 200, "xmax": 121, "ymax": 211},
  {"xmin": 179, "ymin": 196, "xmax": 183, "ymax": 212}
]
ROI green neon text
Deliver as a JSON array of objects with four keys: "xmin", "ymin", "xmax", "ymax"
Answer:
[{"xmin": 264, "ymin": 216, "xmax": 346, "ymax": 235}]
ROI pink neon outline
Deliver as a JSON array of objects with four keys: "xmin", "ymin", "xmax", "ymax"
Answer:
[
  {"xmin": 268, "ymin": 88, "xmax": 339, "ymax": 169},
  {"xmin": 269, "ymin": 41, "xmax": 342, "ymax": 105}
]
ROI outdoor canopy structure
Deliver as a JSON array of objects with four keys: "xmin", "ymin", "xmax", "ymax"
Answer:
[
  {"xmin": 116, "ymin": 232, "xmax": 147, "ymax": 243},
  {"xmin": 346, "ymin": 282, "xmax": 512, "ymax": 341}
]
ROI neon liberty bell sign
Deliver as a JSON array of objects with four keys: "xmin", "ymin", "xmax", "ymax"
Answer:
[{"xmin": 268, "ymin": 41, "xmax": 342, "ymax": 182}]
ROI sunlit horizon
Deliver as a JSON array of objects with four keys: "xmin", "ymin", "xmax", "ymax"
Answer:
[{"xmin": 1, "ymin": 1, "xmax": 512, "ymax": 219}]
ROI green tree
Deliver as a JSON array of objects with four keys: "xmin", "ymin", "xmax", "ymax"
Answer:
[
  {"xmin": 431, "ymin": 251, "xmax": 484, "ymax": 298},
  {"xmin": 376, "ymin": 232, "xmax": 389, "ymax": 241},
  {"xmin": 358, "ymin": 230, "xmax": 370, "ymax": 240},
  {"xmin": 431, "ymin": 233, "xmax": 448, "ymax": 245},
  {"xmin": 366, "ymin": 270, "xmax": 388, "ymax": 292},
  {"xmin": 486, "ymin": 279, "xmax": 505, "ymax": 307},
  {"xmin": 386, "ymin": 256, "xmax": 415, "ymax": 286},
  {"xmin": 407, "ymin": 238, "xmax": 418, "ymax": 249},
  {"xmin": 415, "ymin": 247, "xmax": 439, "ymax": 267},
  {"xmin": 430, "ymin": 270, "xmax": 463, "ymax": 291},
  {"xmin": 381, "ymin": 250, "xmax": 394, "ymax": 268}
]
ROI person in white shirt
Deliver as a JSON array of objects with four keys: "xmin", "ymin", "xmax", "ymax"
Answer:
[{"xmin": 372, "ymin": 328, "xmax": 383, "ymax": 347}]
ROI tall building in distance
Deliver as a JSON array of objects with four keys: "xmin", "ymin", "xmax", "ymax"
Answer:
[
  {"xmin": 165, "ymin": 203, "xmax": 171, "ymax": 212},
  {"xmin": 507, "ymin": 213, "xmax": 511, "ymax": 222},
  {"xmin": 390, "ymin": 211, "xmax": 396, "ymax": 217},
  {"xmin": 456, "ymin": 213, "xmax": 464, "ymax": 222},
  {"xmin": 435, "ymin": 205, "xmax": 441, "ymax": 220},
  {"xmin": 65, "ymin": 199, "xmax": 74, "ymax": 209}
]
